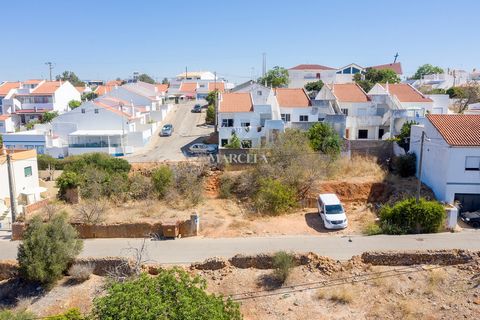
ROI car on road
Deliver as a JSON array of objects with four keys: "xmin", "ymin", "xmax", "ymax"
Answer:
[
  {"xmin": 460, "ymin": 210, "xmax": 480, "ymax": 228},
  {"xmin": 317, "ymin": 193, "xmax": 348, "ymax": 229},
  {"xmin": 188, "ymin": 143, "xmax": 217, "ymax": 155},
  {"xmin": 191, "ymin": 104, "xmax": 202, "ymax": 113},
  {"xmin": 160, "ymin": 124, "xmax": 173, "ymax": 136}
]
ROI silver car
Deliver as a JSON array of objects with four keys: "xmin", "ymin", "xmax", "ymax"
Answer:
[
  {"xmin": 160, "ymin": 124, "xmax": 173, "ymax": 136},
  {"xmin": 188, "ymin": 143, "xmax": 217, "ymax": 154}
]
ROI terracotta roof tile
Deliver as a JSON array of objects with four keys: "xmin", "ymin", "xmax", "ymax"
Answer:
[
  {"xmin": 94, "ymin": 101, "xmax": 133, "ymax": 119},
  {"xmin": 382, "ymin": 83, "xmax": 432, "ymax": 103},
  {"xmin": 219, "ymin": 92, "xmax": 253, "ymax": 113},
  {"xmin": 0, "ymin": 114, "xmax": 11, "ymax": 120},
  {"xmin": 331, "ymin": 83, "xmax": 370, "ymax": 102},
  {"xmin": 427, "ymin": 114, "xmax": 480, "ymax": 146},
  {"xmin": 30, "ymin": 81, "xmax": 62, "ymax": 95},
  {"xmin": 0, "ymin": 81, "xmax": 21, "ymax": 95},
  {"xmin": 155, "ymin": 84, "xmax": 169, "ymax": 93},
  {"xmin": 208, "ymin": 82, "xmax": 225, "ymax": 92},
  {"xmin": 275, "ymin": 88, "xmax": 311, "ymax": 107},
  {"xmin": 368, "ymin": 62, "xmax": 403, "ymax": 75},
  {"xmin": 94, "ymin": 85, "xmax": 114, "ymax": 95},
  {"xmin": 289, "ymin": 64, "xmax": 336, "ymax": 71},
  {"xmin": 180, "ymin": 82, "xmax": 197, "ymax": 92}
]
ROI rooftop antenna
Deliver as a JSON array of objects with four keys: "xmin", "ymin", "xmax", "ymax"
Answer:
[
  {"xmin": 45, "ymin": 62, "xmax": 55, "ymax": 81},
  {"xmin": 393, "ymin": 52, "xmax": 399, "ymax": 63},
  {"xmin": 262, "ymin": 52, "xmax": 266, "ymax": 77}
]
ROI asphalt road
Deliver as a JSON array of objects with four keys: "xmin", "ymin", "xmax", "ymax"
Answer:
[
  {"xmin": 125, "ymin": 101, "xmax": 214, "ymax": 162},
  {"xmin": 1, "ymin": 231, "xmax": 479, "ymax": 264}
]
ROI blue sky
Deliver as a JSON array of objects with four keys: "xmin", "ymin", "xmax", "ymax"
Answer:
[{"xmin": 1, "ymin": 0, "xmax": 478, "ymax": 83}]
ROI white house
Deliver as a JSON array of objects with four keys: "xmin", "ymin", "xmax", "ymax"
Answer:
[
  {"xmin": 2, "ymin": 128, "xmax": 64, "ymax": 157},
  {"xmin": 0, "ymin": 114, "xmax": 16, "ymax": 133},
  {"xmin": 1, "ymin": 80, "xmax": 80, "ymax": 126},
  {"xmin": 410, "ymin": 114, "xmax": 480, "ymax": 211},
  {"xmin": 0, "ymin": 149, "xmax": 45, "ymax": 227},
  {"xmin": 176, "ymin": 71, "xmax": 216, "ymax": 81}
]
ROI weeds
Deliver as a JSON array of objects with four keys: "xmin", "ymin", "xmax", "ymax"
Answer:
[{"xmin": 272, "ymin": 251, "xmax": 295, "ymax": 284}]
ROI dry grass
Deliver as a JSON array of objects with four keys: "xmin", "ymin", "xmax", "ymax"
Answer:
[
  {"xmin": 68, "ymin": 263, "xmax": 94, "ymax": 282},
  {"xmin": 228, "ymin": 220, "xmax": 251, "ymax": 230},
  {"xmin": 395, "ymin": 299, "xmax": 419, "ymax": 320},
  {"xmin": 317, "ymin": 286, "xmax": 354, "ymax": 304},
  {"xmin": 424, "ymin": 268, "xmax": 447, "ymax": 295},
  {"xmin": 327, "ymin": 156, "xmax": 386, "ymax": 181}
]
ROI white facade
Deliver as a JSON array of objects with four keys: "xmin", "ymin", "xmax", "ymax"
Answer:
[{"xmin": 410, "ymin": 122, "xmax": 480, "ymax": 205}]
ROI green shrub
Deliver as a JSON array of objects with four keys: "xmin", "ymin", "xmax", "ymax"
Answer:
[
  {"xmin": 129, "ymin": 174, "xmax": 154, "ymax": 200},
  {"xmin": 151, "ymin": 166, "xmax": 173, "ymax": 198},
  {"xmin": 395, "ymin": 153, "xmax": 416, "ymax": 177},
  {"xmin": 17, "ymin": 212, "xmax": 83, "ymax": 286},
  {"xmin": 0, "ymin": 310, "xmax": 35, "ymax": 320},
  {"xmin": 363, "ymin": 222, "xmax": 382, "ymax": 235},
  {"xmin": 307, "ymin": 122, "xmax": 342, "ymax": 157},
  {"xmin": 219, "ymin": 175, "xmax": 234, "ymax": 198},
  {"xmin": 379, "ymin": 198, "xmax": 445, "ymax": 234},
  {"xmin": 56, "ymin": 171, "xmax": 81, "ymax": 198},
  {"xmin": 92, "ymin": 269, "xmax": 242, "ymax": 320},
  {"xmin": 396, "ymin": 121, "xmax": 418, "ymax": 152},
  {"xmin": 272, "ymin": 251, "xmax": 295, "ymax": 283},
  {"xmin": 206, "ymin": 105, "xmax": 215, "ymax": 124},
  {"xmin": 254, "ymin": 178, "xmax": 296, "ymax": 214},
  {"xmin": 45, "ymin": 308, "xmax": 85, "ymax": 320}
]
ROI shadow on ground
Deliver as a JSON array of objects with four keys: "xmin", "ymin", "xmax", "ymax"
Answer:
[{"xmin": 304, "ymin": 212, "xmax": 339, "ymax": 234}]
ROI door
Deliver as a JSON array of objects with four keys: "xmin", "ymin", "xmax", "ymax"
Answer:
[{"xmin": 454, "ymin": 193, "xmax": 480, "ymax": 212}]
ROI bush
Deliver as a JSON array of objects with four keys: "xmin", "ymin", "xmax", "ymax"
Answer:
[
  {"xmin": 129, "ymin": 174, "xmax": 154, "ymax": 200},
  {"xmin": 92, "ymin": 269, "xmax": 242, "ymax": 320},
  {"xmin": 68, "ymin": 263, "xmax": 94, "ymax": 282},
  {"xmin": 151, "ymin": 165, "xmax": 173, "ymax": 198},
  {"xmin": 0, "ymin": 310, "xmax": 35, "ymax": 320},
  {"xmin": 169, "ymin": 163, "xmax": 206, "ymax": 206},
  {"xmin": 254, "ymin": 178, "xmax": 296, "ymax": 214},
  {"xmin": 219, "ymin": 175, "xmax": 234, "ymax": 199},
  {"xmin": 396, "ymin": 121, "xmax": 418, "ymax": 152},
  {"xmin": 379, "ymin": 198, "xmax": 445, "ymax": 234},
  {"xmin": 17, "ymin": 213, "xmax": 83, "ymax": 286},
  {"xmin": 395, "ymin": 153, "xmax": 416, "ymax": 177},
  {"xmin": 45, "ymin": 308, "xmax": 85, "ymax": 320},
  {"xmin": 363, "ymin": 222, "xmax": 382, "ymax": 235},
  {"xmin": 272, "ymin": 251, "xmax": 295, "ymax": 284},
  {"xmin": 56, "ymin": 171, "xmax": 81, "ymax": 197},
  {"xmin": 206, "ymin": 105, "xmax": 215, "ymax": 124},
  {"xmin": 307, "ymin": 122, "xmax": 342, "ymax": 157}
]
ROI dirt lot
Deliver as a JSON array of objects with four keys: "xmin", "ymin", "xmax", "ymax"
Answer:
[{"xmin": 3, "ymin": 253, "xmax": 479, "ymax": 319}]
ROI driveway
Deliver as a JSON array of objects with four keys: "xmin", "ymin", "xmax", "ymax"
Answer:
[
  {"xmin": 1, "ymin": 231, "xmax": 478, "ymax": 263},
  {"xmin": 125, "ymin": 101, "xmax": 214, "ymax": 162}
]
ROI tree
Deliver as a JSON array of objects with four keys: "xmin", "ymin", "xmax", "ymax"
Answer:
[
  {"xmin": 225, "ymin": 132, "xmax": 241, "ymax": 149},
  {"xmin": 37, "ymin": 154, "xmax": 59, "ymax": 181},
  {"xmin": 56, "ymin": 71, "xmax": 84, "ymax": 86},
  {"xmin": 41, "ymin": 111, "xmax": 59, "ymax": 123},
  {"xmin": 304, "ymin": 80, "xmax": 324, "ymax": 93},
  {"xmin": 138, "ymin": 73, "xmax": 155, "ymax": 84},
  {"xmin": 354, "ymin": 68, "xmax": 400, "ymax": 92},
  {"xmin": 151, "ymin": 165, "xmax": 173, "ymax": 198},
  {"xmin": 17, "ymin": 212, "xmax": 83, "ymax": 286},
  {"xmin": 307, "ymin": 122, "xmax": 342, "ymax": 157},
  {"xmin": 413, "ymin": 64, "xmax": 444, "ymax": 80},
  {"xmin": 448, "ymin": 82, "xmax": 480, "ymax": 113},
  {"xmin": 68, "ymin": 100, "xmax": 81, "ymax": 110},
  {"xmin": 92, "ymin": 269, "xmax": 242, "ymax": 320},
  {"xmin": 205, "ymin": 89, "xmax": 219, "ymax": 107},
  {"xmin": 257, "ymin": 66, "xmax": 289, "ymax": 88},
  {"xmin": 81, "ymin": 92, "xmax": 98, "ymax": 101},
  {"xmin": 395, "ymin": 120, "xmax": 418, "ymax": 152},
  {"xmin": 254, "ymin": 178, "xmax": 297, "ymax": 214},
  {"xmin": 161, "ymin": 77, "xmax": 170, "ymax": 85},
  {"xmin": 206, "ymin": 104, "xmax": 215, "ymax": 124}
]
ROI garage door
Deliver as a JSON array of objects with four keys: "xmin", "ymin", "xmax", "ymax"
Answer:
[{"xmin": 454, "ymin": 193, "xmax": 480, "ymax": 212}]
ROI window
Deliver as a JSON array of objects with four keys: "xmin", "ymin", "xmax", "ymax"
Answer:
[
  {"xmin": 299, "ymin": 115, "xmax": 309, "ymax": 122},
  {"xmin": 281, "ymin": 113, "xmax": 291, "ymax": 122},
  {"xmin": 379, "ymin": 128, "xmax": 385, "ymax": 139},
  {"xmin": 316, "ymin": 73, "xmax": 321, "ymax": 79},
  {"xmin": 81, "ymin": 108, "xmax": 85, "ymax": 114},
  {"xmin": 241, "ymin": 140, "xmax": 252, "ymax": 148},
  {"xmin": 318, "ymin": 117, "xmax": 325, "ymax": 122},
  {"xmin": 465, "ymin": 156, "xmax": 480, "ymax": 171},
  {"xmin": 240, "ymin": 122, "xmax": 250, "ymax": 127},
  {"xmin": 94, "ymin": 108, "xmax": 99, "ymax": 114},
  {"xmin": 221, "ymin": 139, "xmax": 228, "ymax": 147},
  {"xmin": 341, "ymin": 108, "xmax": 348, "ymax": 116},
  {"xmin": 352, "ymin": 67, "xmax": 361, "ymax": 74},
  {"xmin": 257, "ymin": 90, "xmax": 262, "ymax": 96},
  {"xmin": 24, "ymin": 166, "xmax": 32, "ymax": 177},
  {"xmin": 358, "ymin": 129, "xmax": 368, "ymax": 139},
  {"xmin": 221, "ymin": 119, "xmax": 234, "ymax": 127}
]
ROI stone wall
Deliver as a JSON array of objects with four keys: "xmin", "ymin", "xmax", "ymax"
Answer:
[
  {"xmin": 347, "ymin": 140, "xmax": 393, "ymax": 162},
  {"xmin": 22, "ymin": 198, "xmax": 51, "ymax": 215},
  {"xmin": 360, "ymin": 250, "xmax": 477, "ymax": 266}
]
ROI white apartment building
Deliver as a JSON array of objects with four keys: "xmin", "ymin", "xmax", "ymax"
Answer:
[
  {"xmin": 410, "ymin": 115, "xmax": 480, "ymax": 211},
  {"xmin": 0, "ymin": 80, "xmax": 80, "ymax": 126}
]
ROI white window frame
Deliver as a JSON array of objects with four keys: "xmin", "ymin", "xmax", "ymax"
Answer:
[
  {"xmin": 465, "ymin": 156, "xmax": 480, "ymax": 171},
  {"xmin": 299, "ymin": 115, "xmax": 309, "ymax": 122}
]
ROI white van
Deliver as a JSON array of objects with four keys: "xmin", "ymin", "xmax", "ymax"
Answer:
[{"xmin": 317, "ymin": 194, "xmax": 348, "ymax": 229}]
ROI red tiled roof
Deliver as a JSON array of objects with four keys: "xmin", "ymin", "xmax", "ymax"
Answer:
[
  {"xmin": 24, "ymin": 79, "xmax": 43, "ymax": 85},
  {"xmin": 289, "ymin": 64, "xmax": 336, "ymax": 71},
  {"xmin": 219, "ymin": 93, "xmax": 253, "ymax": 113},
  {"xmin": 94, "ymin": 85, "xmax": 114, "ymax": 95},
  {"xmin": 369, "ymin": 62, "xmax": 403, "ymax": 75},
  {"xmin": 0, "ymin": 114, "xmax": 11, "ymax": 120},
  {"xmin": 275, "ymin": 88, "xmax": 311, "ymax": 108},
  {"xmin": 427, "ymin": 114, "xmax": 480, "ymax": 146},
  {"xmin": 382, "ymin": 83, "xmax": 432, "ymax": 103},
  {"xmin": 180, "ymin": 82, "xmax": 197, "ymax": 92},
  {"xmin": 94, "ymin": 101, "xmax": 133, "ymax": 119},
  {"xmin": 155, "ymin": 84, "xmax": 168, "ymax": 93},
  {"xmin": 330, "ymin": 83, "xmax": 370, "ymax": 102},
  {"xmin": 0, "ymin": 81, "xmax": 21, "ymax": 95},
  {"xmin": 106, "ymin": 80, "xmax": 122, "ymax": 86},
  {"xmin": 208, "ymin": 82, "xmax": 225, "ymax": 92},
  {"xmin": 30, "ymin": 81, "xmax": 62, "ymax": 95}
]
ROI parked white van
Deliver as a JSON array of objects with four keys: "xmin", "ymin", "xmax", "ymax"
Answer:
[{"xmin": 317, "ymin": 194, "xmax": 348, "ymax": 229}]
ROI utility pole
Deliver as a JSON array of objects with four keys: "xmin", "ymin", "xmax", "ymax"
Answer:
[
  {"xmin": 185, "ymin": 66, "xmax": 188, "ymax": 80},
  {"xmin": 6, "ymin": 153, "xmax": 17, "ymax": 223},
  {"xmin": 393, "ymin": 52, "xmax": 399, "ymax": 63},
  {"xmin": 45, "ymin": 62, "xmax": 54, "ymax": 81},
  {"xmin": 214, "ymin": 71, "xmax": 218, "ymax": 133},
  {"xmin": 416, "ymin": 131, "xmax": 426, "ymax": 203},
  {"xmin": 262, "ymin": 53, "xmax": 266, "ymax": 77}
]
